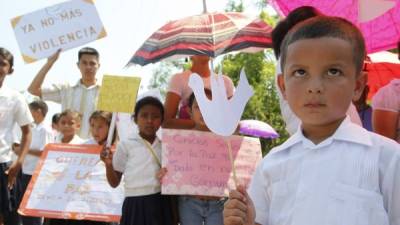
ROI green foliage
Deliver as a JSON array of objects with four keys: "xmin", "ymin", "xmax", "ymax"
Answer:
[{"xmin": 148, "ymin": 60, "xmax": 187, "ymax": 99}]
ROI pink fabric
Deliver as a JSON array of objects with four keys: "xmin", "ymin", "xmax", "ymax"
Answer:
[{"xmin": 271, "ymin": 0, "xmax": 400, "ymax": 53}]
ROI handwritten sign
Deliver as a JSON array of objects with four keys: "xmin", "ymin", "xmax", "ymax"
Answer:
[
  {"xmin": 161, "ymin": 129, "xmax": 262, "ymax": 197},
  {"xmin": 11, "ymin": 0, "xmax": 107, "ymax": 63},
  {"xmin": 97, "ymin": 75, "xmax": 141, "ymax": 113},
  {"xmin": 19, "ymin": 144, "xmax": 124, "ymax": 222}
]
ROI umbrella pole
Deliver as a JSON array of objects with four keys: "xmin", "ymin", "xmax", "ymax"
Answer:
[{"xmin": 202, "ymin": 0, "xmax": 207, "ymax": 13}]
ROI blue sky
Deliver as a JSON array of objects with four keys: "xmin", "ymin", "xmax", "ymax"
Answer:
[{"xmin": 0, "ymin": 0, "xmax": 265, "ymax": 121}]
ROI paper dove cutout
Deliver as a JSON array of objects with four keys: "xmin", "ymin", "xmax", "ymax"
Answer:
[{"xmin": 188, "ymin": 69, "xmax": 254, "ymax": 136}]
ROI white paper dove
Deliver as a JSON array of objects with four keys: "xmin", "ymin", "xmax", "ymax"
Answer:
[{"xmin": 188, "ymin": 69, "xmax": 254, "ymax": 136}]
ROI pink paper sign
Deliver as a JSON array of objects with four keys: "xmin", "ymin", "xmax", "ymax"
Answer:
[{"xmin": 161, "ymin": 129, "xmax": 262, "ymax": 197}]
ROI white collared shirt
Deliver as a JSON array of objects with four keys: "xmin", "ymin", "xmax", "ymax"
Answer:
[
  {"xmin": 22, "ymin": 122, "xmax": 53, "ymax": 175},
  {"xmin": 42, "ymin": 79, "xmax": 100, "ymax": 139},
  {"xmin": 113, "ymin": 133, "xmax": 161, "ymax": 197},
  {"xmin": 0, "ymin": 86, "xmax": 33, "ymax": 163},
  {"xmin": 249, "ymin": 117, "xmax": 400, "ymax": 225}
]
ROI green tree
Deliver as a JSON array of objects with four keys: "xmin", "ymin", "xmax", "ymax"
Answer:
[
  {"xmin": 147, "ymin": 60, "xmax": 187, "ymax": 99},
  {"xmin": 223, "ymin": 0, "xmax": 289, "ymax": 155}
]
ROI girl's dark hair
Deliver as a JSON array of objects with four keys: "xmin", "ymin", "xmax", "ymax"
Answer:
[
  {"xmin": 272, "ymin": 6, "xmax": 321, "ymax": 58},
  {"xmin": 89, "ymin": 110, "xmax": 117, "ymax": 144},
  {"xmin": 133, "ymin": 96, "xmax": 164, "ymax": 122},
  {"xmin": 0, "ymin": 47, "xmax": 14, "ymax": 72},
  {"xmin": 188, "ymin": 88, "xmax": 213, "ymax": 108},
  {"xmin": 52, "ymin": 113, "xmax": 61, "ymax": 124},
  {"xmin": 89, "ymin": 110, "xmax": 112, "ymax": 124}
]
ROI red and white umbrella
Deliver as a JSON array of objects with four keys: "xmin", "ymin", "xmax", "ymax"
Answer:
[
  {"xmin": 365, "ymin": 52, "xmax": 400, "ymax": 100},
  {"xmin": 128, "ymin": 12, "xmax": 273, "ymax": 66}
]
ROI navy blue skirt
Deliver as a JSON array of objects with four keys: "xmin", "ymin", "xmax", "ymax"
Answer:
[
  {"xmin": 0, "ymin": 162, "xmax": 22, "ymax": 214},
  {"xmin": 120, "ymin": 193, "xmax": 174, "ymax": 225}
]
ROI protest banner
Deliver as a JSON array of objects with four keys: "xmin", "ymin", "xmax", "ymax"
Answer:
[
  {"xmin": 161, "ymin": 129, "xmax": 262, "ymax": 197},
  {"xmin": 11, "ymin": 0, "xmax": 106, "ymax": 63},
  {"xmin": 18, "ymin": 144, "xmax": 124, "ymax": 222}
]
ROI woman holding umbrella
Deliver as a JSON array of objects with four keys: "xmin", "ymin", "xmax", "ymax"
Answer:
[{"xmin": 162, "ymin": 55, "xmax": 235, "ymax": 129}]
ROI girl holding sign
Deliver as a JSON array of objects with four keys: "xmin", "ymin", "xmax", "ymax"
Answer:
[
  {"xmin": 45, "ymin": 110, "xmax": 112, "ymax": 225},
  {"xmin": 85, "ymin": 111, "xmax": 116, "ymax": 145},
  {"xmin": 100, "ymin": 97, "xmax": 174, "ymax": 225}
]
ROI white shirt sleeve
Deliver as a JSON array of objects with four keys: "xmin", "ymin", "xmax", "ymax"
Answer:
[
  {"xmin": 248, "ymin": 161, "xmax": 270, "ymax": 225},
  {"xmin": 167, "ymin": 73, "xmax": 184, "ymax": 96},
  {"xmin": 113, "ymin": 141, "xmax": 128, "ymax": 173},
  {"xmin": 14, "ymin": 95, "xmax": 33, "ymax": 127},
  {"xmin": 38, "ymin": 127, "xmax": 54, "ymax": 150},
  {"xmin": 41, "ymin": 84, "xmax": 64, "ymax": 103}
]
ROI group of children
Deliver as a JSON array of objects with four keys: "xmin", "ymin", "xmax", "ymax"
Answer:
[
  {"xmin": 1, "ymin": 9, "xmax": 400, "ymax": 225},
  {"xmin": 0, "ymin": 44, "xmax": 214, "ymax": 225}
]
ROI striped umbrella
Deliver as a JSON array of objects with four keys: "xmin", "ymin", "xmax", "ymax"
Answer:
[{"xmin": 128, "ymin": 12, "xmax": 273, "ymax": 66}]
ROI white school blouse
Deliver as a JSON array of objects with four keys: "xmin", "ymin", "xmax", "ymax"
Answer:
[
  {"xmin": 112, "ymin": 134, "xmax": 161, "ymax": 197},
  {"xmin": 0, "ymin": 86, "xmax": 33, "ymax": 163},
  {"xmin": 249, "ymin": 117, "xmax": 400, "ymax": 225},
  {"xmin": 22, "ymin": 122, "xmax": 53, "ymax": 175}
]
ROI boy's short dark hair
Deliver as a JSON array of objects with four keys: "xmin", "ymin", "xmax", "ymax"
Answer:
[
  {"xmin": 0, "ymin": 47, "xmax": 14, "ymax": 72},
  {"xmin": 78, "ymin": 47, "xmax": 99, "ymax": 61},
  {"xmin": 29, "ymin": 100, "xmax": 48, "ymax": 117},
  {"xmin": 188, "ymin": 89, "xmax": 213, "ymax": 108},
  {"xmin": 133, "ymin": 96, "xmax": 164, "ymax": 122},
  {"xmin": 272, "ymin": 6, "xmax": 321, "ymax": 58},
  {"xmin": 59, "ymin": 109, "xmax": 82, "ymax": 123},
  {"xmin": 52, "ymin": 113, "xmax": 61, "ymax": 124},
  {"xmin": 280, "ymin": 16, "xmax": 366, "ymax": 74}
]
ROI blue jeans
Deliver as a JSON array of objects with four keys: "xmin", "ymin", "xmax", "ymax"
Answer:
[{"xmin": 178, "ymin": 196, "xmax": 225, "ymax": 225}]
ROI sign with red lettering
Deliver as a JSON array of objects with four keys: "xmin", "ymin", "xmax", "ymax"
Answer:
[
  {"xmin": 161, "ymin": 129, "xmax": 262, "ymax": 197},
  {"xmin": 11, "ymin": 0, "xmax": 106, "ymax": 63},
  {"xmin": 18, "ymin": 144, "xmax": 123, "ymax": 222}
]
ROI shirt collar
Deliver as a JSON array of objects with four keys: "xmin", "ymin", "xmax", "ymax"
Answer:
[
  {"xmin": 274, "ymin": 116, "xmax": 372, "ymax": 152},
  {"xmin": 73, "ymin": 79, "xmax": 100, "ymax": 89},
  {"xmin": 129, "ymin": 133, "xmax": 161, "ymax": 146}
]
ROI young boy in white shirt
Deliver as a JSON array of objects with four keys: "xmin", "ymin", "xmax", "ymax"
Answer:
[
  {"xmin": 0, "ymin": 47, "xmax": 33, "ymax": 225},
  {"xmin": 20, "ymin": 100, "xmax": 53, "ymax": 225},
  {"xmin": 223, "ymin": 16, "xmax": 400, "ymax": 225}
]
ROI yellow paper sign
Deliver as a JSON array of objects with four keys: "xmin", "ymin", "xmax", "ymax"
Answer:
[{"xmin": 97, "ymin": 75, "xmax": 141, "ymax": 113}]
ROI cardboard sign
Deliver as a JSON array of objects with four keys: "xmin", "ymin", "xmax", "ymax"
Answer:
[
  {"xmin": 161, "ymin": 129, "xmax": 262, "ymax": 197},
  {"xmin": 18, "ymin": 144, "xmax": 124, "ymax": 222},
  {"xmin": 11, "ymin": 0, "xmax": 107, "ymax": 63},
  {"xmin": 97, "ymin": 75, "xmax": 141, "ymax": 113}
]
